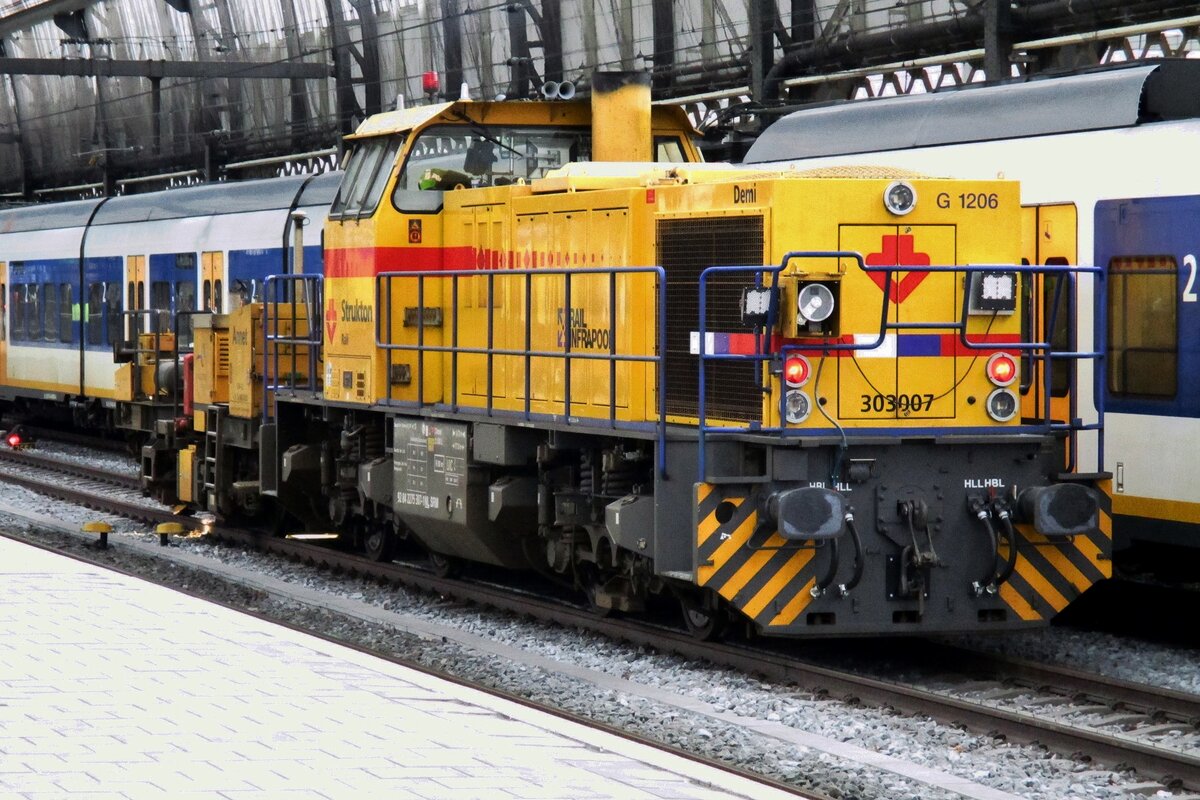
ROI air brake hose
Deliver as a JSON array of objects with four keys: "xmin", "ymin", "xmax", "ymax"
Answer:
[
  {"xmin": 838, "ymin": 512, "xmax": 864, "ymax": 597},
  {"xmin": 994, "ymin": 507, "xmax": 1019, "ymax": 588},
  {"xmin": 971, "ymin": 499, "xmax": 1000, "ymax": 592},
  {"xmin": 811, "ymin": 537, "xmax": 841, "ymax": 598}
]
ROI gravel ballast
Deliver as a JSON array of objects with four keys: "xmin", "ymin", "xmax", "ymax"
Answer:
[{"xmin": 3, "ymin": 441, "xmax": 1198, "ymax": 799}]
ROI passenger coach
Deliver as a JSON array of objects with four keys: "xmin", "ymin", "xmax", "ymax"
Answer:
[{"xmin": 0, "ymin": 174, "xmax": 339, "ymax": 430}]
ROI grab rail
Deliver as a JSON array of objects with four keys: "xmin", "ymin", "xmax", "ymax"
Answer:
[
  {"xmin": 262, "ymin": 274, "xmax": 324, "ymax": 423},
  {"xmin": 375, "ymin": 266, "xmax": 669, "ymax": 476},
  {"xmin": 697, "ymin": 252, "xmax": 1106, "ymax": 479}
]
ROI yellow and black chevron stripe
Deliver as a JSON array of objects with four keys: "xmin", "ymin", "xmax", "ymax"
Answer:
[
  {"xmin": 999, "ymin": 479, "xmax": 1112, "ymax": 621},
  {"xmin": 694, "ymin": 483, "xmax": 822, "ymax": 630},
  {"xmin": 694, "ymin": 479, "xmax": 1113, "ymax": 631}
]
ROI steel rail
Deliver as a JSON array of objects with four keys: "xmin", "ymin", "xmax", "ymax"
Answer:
[
  {"xmin": 0, "ymin": 447, "xmax": 141, "ymax": 490},
  {"xmin": 925, "ymin": 642, "xmax": 1200, "ymax": 722}
]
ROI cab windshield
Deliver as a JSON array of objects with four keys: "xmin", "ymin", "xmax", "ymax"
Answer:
[
  {"xmin": 330, "ymin": 134, "xmax": 404, "ymax": 218},
  {"xmin": 392, "ymin": 125, "xmax": 589, "ymax": 212}
]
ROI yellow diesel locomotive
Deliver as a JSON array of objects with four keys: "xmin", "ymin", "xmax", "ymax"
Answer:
[{"xmin": 167, "ymin": 73, "xmax": 1107, "ymax": 637}]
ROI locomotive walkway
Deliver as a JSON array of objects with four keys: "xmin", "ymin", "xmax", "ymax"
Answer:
[{"xmin": 0, "ymin": 537, "xmax": 800, "ymax": 799}]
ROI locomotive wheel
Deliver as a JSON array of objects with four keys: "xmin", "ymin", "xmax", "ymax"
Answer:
[
  {"xmin": 429, "ymin": 551, "xmax": 461, "ymax": 578},
  {"xmin": 679, "ymin": 595, "xmax": 727, "ymax": 641},
  {"xmin": 577, "ymin": 564, "xmax": 614, "ymax": 617},
  {"xmin": 363, "ymin": 525, "xmax": 395, "ymax": 562},
  {"xmin": 584, "ymin": 580, "xmax": 614, "ymax": 618}
]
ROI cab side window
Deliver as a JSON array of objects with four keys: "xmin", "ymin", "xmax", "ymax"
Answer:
[{"xmin": 330, "ymin": 136, "xmax": 402, "ymax": 218}]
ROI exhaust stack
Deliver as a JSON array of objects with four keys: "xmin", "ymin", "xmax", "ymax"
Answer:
[{"xmin": 591, "ymin": 71, "xmax": 652, "ymax": 162}]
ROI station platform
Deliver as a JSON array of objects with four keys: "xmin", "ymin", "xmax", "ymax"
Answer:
[{"xmin": 0, "ymin": 536, "xmax": 795, "ymax": 799}]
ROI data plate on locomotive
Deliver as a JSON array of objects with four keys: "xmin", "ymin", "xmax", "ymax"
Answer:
[{"xmin": 393, "ymin": 419, "xmax": 470, "ymax": 520}]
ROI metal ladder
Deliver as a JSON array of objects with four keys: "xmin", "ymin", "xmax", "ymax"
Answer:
[{"xmin": 201, "ymin": 405, "xmax": 222, "ymax": 510}]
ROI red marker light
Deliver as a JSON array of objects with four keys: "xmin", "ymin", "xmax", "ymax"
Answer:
[
  {"xmin": 986, "ymin": 353, "xmax": 1017, "ymax": 387},
  {"xmin": 422, "ymin": 71, "xmax": 440, "ymax": 94},
  {"xmin": 784, "ymin": 355, "xmax": 811, "ymax": 387},
  {"xmin": 6, "ymin": 433, "xmax": 21, "ymax": 448}
]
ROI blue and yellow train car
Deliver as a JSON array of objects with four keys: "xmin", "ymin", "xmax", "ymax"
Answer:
[{"xmin": 0, "ymin": 176, "xmax": 338, "ymax": 438}]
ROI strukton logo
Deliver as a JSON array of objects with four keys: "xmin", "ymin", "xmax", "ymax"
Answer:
[
  {"xmin": 866, "ymin": 234, "xmax": 931, "ymax": 303},
  {"xmin": 325, "ymin": 299, "xmax": 338, "ymax": 341}
]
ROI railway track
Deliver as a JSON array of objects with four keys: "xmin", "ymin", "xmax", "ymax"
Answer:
[
  {"xmin": 0, "ymin": 445, "xmax": 173, "ymax": 524},
  {"xmin": 3, "ymin": 442, "xmax": 1200, "ymax": 794}
]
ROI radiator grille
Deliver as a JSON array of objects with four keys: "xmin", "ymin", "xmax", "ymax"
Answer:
[{"xmin": 659, "ymin": 216, "xmax": 765, "ymax": 422}]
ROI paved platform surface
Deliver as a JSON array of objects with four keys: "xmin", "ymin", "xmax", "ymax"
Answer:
[{"xmin": 0, "ymin": 536, "xmax": 798, "ymax": 800}]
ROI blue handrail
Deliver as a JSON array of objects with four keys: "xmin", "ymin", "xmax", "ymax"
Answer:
[
  {"xmin": 697, "ymin": 252, "xmax": 1106, "ymax": 481},
  {"xmin": 261, "ymin": 274, "xmax": 324, "ymax": 424},
  {"xmin": 375, "ymin": 266, "xmax": 669, "ymax": 477}
]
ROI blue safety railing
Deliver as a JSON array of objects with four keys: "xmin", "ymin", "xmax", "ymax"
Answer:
[
  {"xmin": 262, "ymin": 274, "xmax": 324, "ymax": 423},
  {"xmin": 697, "ymin": 251, "xmax": 1106, "ymax": 481},
  {"xmin": 375, "ymin": 266, "xmax": 669, "ymax": 476}
]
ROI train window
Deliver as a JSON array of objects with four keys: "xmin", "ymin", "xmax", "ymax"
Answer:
[
  {"xmin": 213, "ymin": 279, "xmax": 222, "ymax": 313},
  {"xmin": 42, "ymin": 284, "xmax": 57, "ymax": 343},
  {"xmin": 105, "ymin": 282, "xmax": 121, "ymax": 346},
  {"xmin": 1108, "ymin": 255, "xmax": 1177, "ymax": 398},
  {"xmin": 27, "ymin": 285, "xmax": 39, "ymax": 341},
  {"xmin": 11, "ymin": 285, "xmax": 23, "ymax": 341},
  {"xmin": 1044, "ymin": 259, "xmax": 1071, "ymax": 398},
  {"xmin": 655, "ymin": 136, "xmax": 688, "ymax": 163},
  {"xmin": 58, "ymin": 283, "xmax": 72, "ymax": 343},
  {"xmin": 126, "ymin": 282, "xmax": 137, "ymax": 339},
  {"xmin": 177, "ymin": 281, "xmax": 195, "ymax": 346},
  {"xmin": 393, "ymin": 125, "xmax": 591, "ymax": 213},
  {"xmin": 330, "ymin": 135, "xmax": 402, "ymax": 218},
  {"xmin": 150, "ymin": 280, "xmax": 171, "ymax": 333},
  {"xmin": 87, "ymin": 283, "xmax": 104, "ymax": 345}
]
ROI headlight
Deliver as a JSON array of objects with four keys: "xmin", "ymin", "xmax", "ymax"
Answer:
[
  {"xmin": 785, "ymin": 389, "xmax": 812, "ymax": 424},
  {"xmin": 884, "ymin": 180, "xmax": 916, "ymax": 216},
  {"xmin": 968, "ymin": 270, "xmax": 1018, "ymax": 314},
  {"xmin": 797, "ymin": 283, "xmax": 835, "ymax": 323},
  {"xmin": 740, "ymin": 285, "xmax": 773, "ymax": 326},
  {"xmin": 986, "ymin": 388, "xmax": 1018, "ymax": 422}
]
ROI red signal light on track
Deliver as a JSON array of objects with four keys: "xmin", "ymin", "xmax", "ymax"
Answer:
[
  {"xmin": 784, "ymin": 355, "xmax": 811, "ymax": 387},
  {"xmin": 986, "ymin": 353, "xmax": 1017, "ymax": 387},
  {"xmin": 6, "ymin": 433, "xmax": 19, "ymax": 448}
]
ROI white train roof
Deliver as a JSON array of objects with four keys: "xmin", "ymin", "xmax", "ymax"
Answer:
[
  {"xmin": 0, "ymin": 172, "xmax": 342, "ymax": 234},
  {"xmin": 745, "ymin": 60, "xmax": 1200, "ymax": 162}
]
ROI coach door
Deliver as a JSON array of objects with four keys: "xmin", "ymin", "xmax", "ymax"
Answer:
[
  {"xmin": 1019, "ymin": 204, "xmax": 1076, "ymax": 425},
  {"xmin": 126, "ymin": 254, "xmax": 146, "ymax": 342},
  {"xmin": 202, "ymin": 251, "xmax": 225, "ymax": 313}
]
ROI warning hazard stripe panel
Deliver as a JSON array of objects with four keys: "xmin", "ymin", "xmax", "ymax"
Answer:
[
  {"xmin": 694, "ymin": 483, "xmax": 821, "ymax": 630},
  {"xmin": 999, "ymin": 577, "xmax": 1046, "ymax": 622},
  {"xmin": 1000, "ymin": 494, "xmax": 1113, "ymax": 620},
  {"xmin": 696, "ymin": 510, "xmax": 757, "ymax": 587}
]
